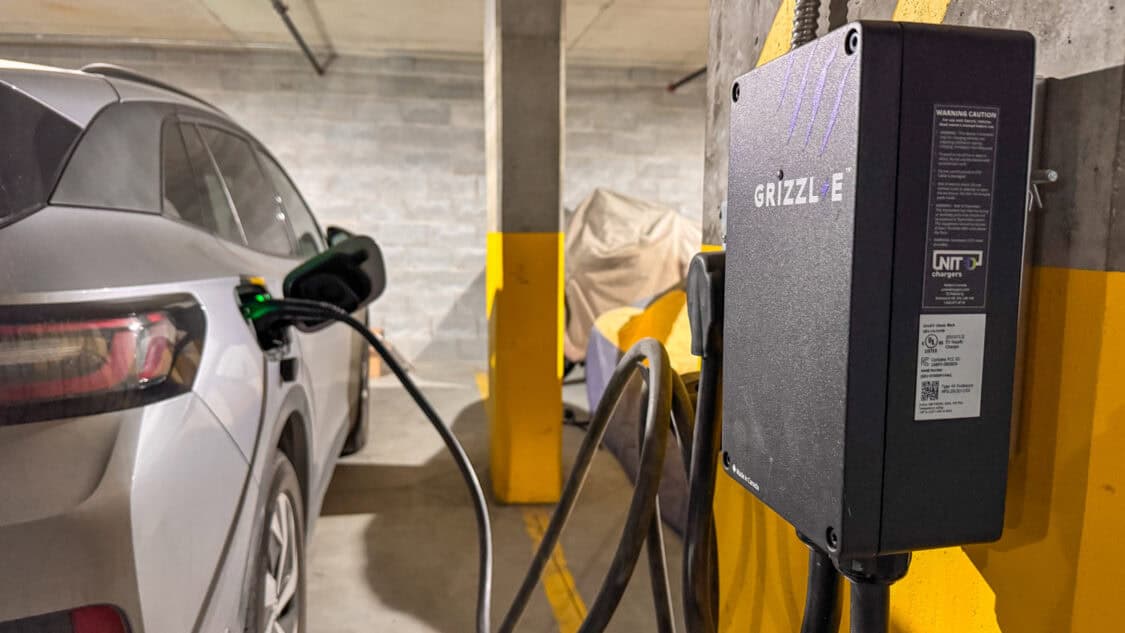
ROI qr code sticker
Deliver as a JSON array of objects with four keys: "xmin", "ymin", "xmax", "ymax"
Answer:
[{"xmin": 921, "ymin": 380, "xmax": 940, "ymax": 402}]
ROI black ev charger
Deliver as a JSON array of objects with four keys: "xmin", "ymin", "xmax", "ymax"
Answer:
[
  {"xmin": 723, "ymin": 20, "xmax": 1034, "ymax": 627},
  {"xmin": 246, "ymin": 20, "xmax": 1035, "ymax": 633}
]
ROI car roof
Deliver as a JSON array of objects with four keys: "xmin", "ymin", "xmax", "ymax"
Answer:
[
  {"xmin": 0, "ymin": 58, "xmax": 226, "ymax": 127},
  {"xmin": 0, "ymin": 59, "xmax": 116, "ymax": 126}
]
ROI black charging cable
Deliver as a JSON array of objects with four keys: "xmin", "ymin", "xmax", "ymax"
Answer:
[
  {"xmin": 503, "ymin": 338, "xmax": 670, "ymax": 632},
  {"xmin": 804, "ymin": 549, "xmax": 844, "ymax": 633},
  {"xmin": 261, "ymin": 249, "xmax": 844, "ymax": 633},
  {"xmin": 261, "ymin": 298, "xmax": 720, "ymax": 633},
  {"xmin": 267, "ymin": 298, "xmax": 700, "ymax": 632},
  {"xmin": 684, "ymin": 252, "xmax": 724, "ymax": 633},
  {"xmin": 501, "ymin": 253, "xmax": 733, "ymax": 633},
  {"xmin": 796, "ymin": 533, "xmax": 843, "ymax": 633},
  {"xmin": 257, "ymin": 298, "xmax": 495, "ymax": 633},
  {"xmin": 849, "ymin": 582, "xmax": 890, "ymax": 633},
  {"xmin": 641, "ymin": 371, "xmax": 701, "ymax": 633},
  {"xmin": 840, "ymin": 554, "xmax": 911, "ymax": 633}
]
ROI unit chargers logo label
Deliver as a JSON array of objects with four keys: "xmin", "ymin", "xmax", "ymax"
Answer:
[
  {"xmin": 752, "ymin": 172, "xmax": 847, "ymax": 208},
  {"xmin": 931, "ymin": 250, "xmax": 983, "ymax": 279}
]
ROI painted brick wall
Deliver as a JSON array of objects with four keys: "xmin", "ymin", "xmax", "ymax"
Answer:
[{"xmin": 2, "ymin": 43, "xmax": 704, "ymax": 360}]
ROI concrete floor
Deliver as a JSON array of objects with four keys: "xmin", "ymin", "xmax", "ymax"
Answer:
[{"xmin": 307, "ymin": 362, "xmax": 684, "ymax": 632}]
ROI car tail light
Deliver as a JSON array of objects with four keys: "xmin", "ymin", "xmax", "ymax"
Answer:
[
  {"xmin": 0, "ymin": 605, "xmax": 128, "ymax": 633},
  {"xmin": 70, "ymin": 606, "xmax": 128, "ymax": 633},
  {"xmin": 0, "ymin": 295, "xmax": 204, "ymax": 425}
]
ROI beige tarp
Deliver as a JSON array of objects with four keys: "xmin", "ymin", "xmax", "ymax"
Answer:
[{"xmin": 564, "ymin": 188, "xmax": 701, "ymax": 361}]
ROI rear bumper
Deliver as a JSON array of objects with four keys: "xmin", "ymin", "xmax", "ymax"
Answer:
[{"xmin": 0, "ymin": 393, "xmax": 251, "ymax": 632}]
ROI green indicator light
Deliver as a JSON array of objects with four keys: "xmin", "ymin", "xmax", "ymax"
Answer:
[
  {"xmin": 245, "ymin": 303, "xmax": 278, "ymax": 321},
  {"xmin": 255, "ymin": 293, "xmax": 270, "ymax": 303}
]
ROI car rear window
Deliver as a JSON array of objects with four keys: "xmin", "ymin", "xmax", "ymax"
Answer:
[
  {"xmin": 161, "ymin": 121, "xmax": 243, "ymax": 243},
  {"xmin": 0, "ymin": 82, "xmax": 82, "ymax": 226},
  {"xmin": 198, "ymin": 126, "xmax": 294, "ymax": 256}
]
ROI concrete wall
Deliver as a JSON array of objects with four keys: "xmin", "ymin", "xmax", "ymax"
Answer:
[
  {"xmin": 1, "ymin": 43, "xmax": 705, "ymax": 361},
  {"xmin": 704, "ymin": 0, "xmax": 1125, "ymax": 247}
]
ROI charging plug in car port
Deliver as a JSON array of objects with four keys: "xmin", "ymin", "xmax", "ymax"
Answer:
[{"xmin": 237, "ymin": 276, "xmax": 289, "ymax": 352}]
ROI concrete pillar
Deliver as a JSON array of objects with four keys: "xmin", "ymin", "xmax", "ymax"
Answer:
[{"xmin": 484, "ymin": 0, "xmax": 565, "ymax": 503}]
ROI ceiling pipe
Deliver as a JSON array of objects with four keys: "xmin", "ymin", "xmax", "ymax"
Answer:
[
  {"xmin": 668, "ymin": 66, "xmax": 707, "ymax": 92},
  {"xmin": 270, "ymin": 0, "xmax": 336, "ymax": 75}
]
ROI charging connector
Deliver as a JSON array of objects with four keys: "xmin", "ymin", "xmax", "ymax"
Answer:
[{"xmin": 237, "ymin": 277, "xmax": 289, "ymax": 352}]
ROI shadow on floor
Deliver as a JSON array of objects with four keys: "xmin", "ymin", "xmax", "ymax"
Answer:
[
  {"xmin": 312, "ymin": 369, "xmax": 681, "ymax": 633},
  {"xmin": 321, "ymin": 399, "xmax": 492, "ymax": 633}
]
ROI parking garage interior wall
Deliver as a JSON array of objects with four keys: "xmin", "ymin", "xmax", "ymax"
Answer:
[{"xmin": 0, "ymin": 43, "xmax": 705, "ymax": 361}]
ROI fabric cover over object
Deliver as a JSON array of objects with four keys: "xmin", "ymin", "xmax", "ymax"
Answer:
[{"xmin": 564, "ymin": 188, "xmax": 701, "ymax": 361}]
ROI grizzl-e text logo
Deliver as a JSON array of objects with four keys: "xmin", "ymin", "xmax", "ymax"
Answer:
[{"xmin": 753, "ymin": 172, "xmax": 847, "ymax": 208}]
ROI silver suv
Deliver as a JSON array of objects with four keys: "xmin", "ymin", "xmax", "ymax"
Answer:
[{"xmin": 0, "ymin": 60, "xmax": 370, "ymax": 633}]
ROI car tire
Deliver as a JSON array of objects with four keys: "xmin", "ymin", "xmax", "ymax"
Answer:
[{"xmin": 248, "ymin": 453, "xmax": 307, "ymax": 633}]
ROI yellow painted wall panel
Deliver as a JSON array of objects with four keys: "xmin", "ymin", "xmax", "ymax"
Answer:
[
  {"xmin": 892, "ymin": 0, "xmax": 953, "ymax": 23},
  {"xmin": 962, "ymin": 266, "xmax": 1107, "ymax": 632},
  {"xmin": 714, "ymin": 475, "xmax": 808, "ymax": 632},
  {"xmin": 757, "ymin": 0, "xmax": 796, "ymax": 67},
  {"xmin": 1070, "ymin": 272, "xmax": 1125, "ymax": 630},
  {"xmin": 714, "ymin": 267, "xmax": 1125, "ymax": 632}
]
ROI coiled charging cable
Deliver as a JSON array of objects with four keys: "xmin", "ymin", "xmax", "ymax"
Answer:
[{"xmin": 261, "ymin": 250, "xmax": 841, "ymax": 633}]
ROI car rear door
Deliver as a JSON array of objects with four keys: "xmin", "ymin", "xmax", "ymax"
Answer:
[
  {"xmin": 254, "ymin": 148, "xmax": 369, "ymax": 448},
  {"xmin": 195, "ymin": 124, "xmax": 354, "ymax": 485}
]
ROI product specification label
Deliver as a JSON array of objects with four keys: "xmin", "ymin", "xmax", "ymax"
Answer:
[
  {"xmin": 922, "ymin": 105, "xmax": 1000, "ymax": 309},
  {"xmin": 915, "ymin": 314, "xmax": 986, "ymax": 421}
]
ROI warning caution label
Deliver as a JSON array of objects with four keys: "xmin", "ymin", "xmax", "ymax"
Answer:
[
  {"xmin": 915, "ymin": 314, "xmax": 987, "ymax": 421},
  {"xmin": 922, "ymin": 105, "xmax": 999, "ymax": 310}
]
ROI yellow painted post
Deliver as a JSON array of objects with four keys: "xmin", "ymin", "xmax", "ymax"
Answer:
[{"xmin": 484, "ymin": 0, "xmax": 565, "ymax": 503}]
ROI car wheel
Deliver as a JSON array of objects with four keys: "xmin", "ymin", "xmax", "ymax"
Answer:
[{"xmin": 250, "ymin": 453, "xmax": 307, "ymax": 633}]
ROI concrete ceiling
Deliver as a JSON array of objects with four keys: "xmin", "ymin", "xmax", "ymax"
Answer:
[{"xmin": 2, "ymin": 0, "xmax": 708, "ymax": 68}]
